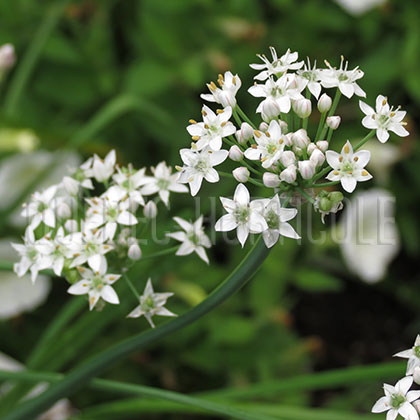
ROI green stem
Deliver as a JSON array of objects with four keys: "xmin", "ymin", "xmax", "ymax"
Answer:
[
  {"xmin": 354, "ymin": 130, "xmax": 375, "ymax": 151},
  {"xmin": 2, "ymin": 238, "xmax": 270, "ymax": 420},
  {"xmin": 305, "ymin": 181, "xmax": 340, "ymax": 189},
  {"xmin": 312, "ymin": 166, "xmax": 332, "ymax": 182},
  {"xmin": 124, "ymin": 274, "xmax": 140, "ymax": 300},
  {"xmin": 315, "ymin": 112, "xmax": 326, "ymax": 141},
  {"xmin": 0, "ymin": 370, "xmax": 277, "ymax": 420},
  {"xmin": 235, "ymin": 106, "xmax": 257, "ymax": 129},
  {"xmin": 140, "ymin": 246, "xmax": 178, "ymax": 261},
  {"xmin": 3, "ymin": 0, "xmax": 70, "ymax": 117},
  {"xmin": 296, "ymin": 187, "xmax": 315, "ymax": 204},
  {"xmin": 232, "ymin": 109, "xmax": 243, "ymax": 127}
]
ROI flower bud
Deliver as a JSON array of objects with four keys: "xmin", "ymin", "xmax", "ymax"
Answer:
[
  {"xmin": 309, "ymin": 148, "xmax": 325, "ymax": 167},
  {"xmin": 56, "ymin": 202, "xmax": 71, "ymax": 219},
  {"xmin": 235, "ymin": 122, "xmax": 254, "ymax": 145},
  {"xmin": 263, "ymin": 172, "xmax": 281, "ymax": 188},
  {"xmin": 319, "ymin": 197, "xmax": 332, "ymax": 212},
  {"xmin": 228, "ymin": 145, "xmax": 243, "ymax": 162},
  {"xmin": 144, "ymin": 201, "xmax": 157, "ymax": 219},
  {"xmin": 298, "ymin": 160, "xmax": 316, "ymax": 179},
  {"xmin": 62, "ymin": 176, "xmax": 79, "ymax": 196},
  {"xmin": 259, "ymin": 122, "xmax": 269, "ymax": 132},
  {"xmin": 326, "ymin": 116, "xmax": 341, "ymax": 130},
  {"xmin": 280, "ymin": 164, "xmax": 297, "ymax": 183},
  {"xmin": 128, "ymin": 238, "xmax": 142, "ymax": 260},
  {"xmin": 283, "ymin": 133, "xmax": 293, "ymax": 146},
  {"xmin": 317, "ymin": 93, "xmax": 332, "ymax": 113},
  {"xmin": 0, "ymin": 44, "xmax": 16, "ymax": 70},
  {"xmin": 232, "ymin": 167, "xmax": 250, "ymax": 183},
  {"xmin": 292, "ymin": 129, "xmax": 310, "ymax": 148},
  {"xmin": 279, "ymin": 150, "xmax": 296, "ymax": 167},
  {"xmin": 64, "ymin": 219, "xmax": 78, "ymax": 233},
  {"xmin": 278, "ymin": 120, "xmax": 288, "ymax": 134},
  {"xmin": 316, "ymin": 140, "xmax": 329, "ymax": 152},
  {"xmin": 413, "ymin": 400, "xmax": 420, "ymax": 415},
  {"xmin": 292, "ymin": 98, "xmax": 312, "ymax": 118},
  {"xmin": 307, "ymin": 143, "xmax": 317, "ymax": 155},
  {"xmin": 329, "ymin": 191, "xmax": 344, "ymax": 204},
  {"xmin": 261, "ymin": 98, "xmax": 280, "ymax": 122}
]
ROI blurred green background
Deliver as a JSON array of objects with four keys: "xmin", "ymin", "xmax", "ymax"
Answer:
[{"xmin": 0, "ymin": 0, "xmax": 420, "ymax": 419}]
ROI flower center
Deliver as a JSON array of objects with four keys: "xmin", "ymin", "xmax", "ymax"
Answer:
[
  {"xmin": 143, "ymin": 296, "xmax": 155, "ymax": 311},
  {"xmin": 188, "ymin": 232, "xmax": 201, "ymax": 246},
  {"xmin": 92, "ymin": 276, "xmax": 104, "ymax": 290},
  {"xmin": 391, "ymin": 394, "xmax": 406, "ymax": 409},
  {"xmin": 338, "ymin": 73, "xmax": 348, "ymax": 82},
  {"xmin": 267, "ymin": 144, "xmax": 278, "ymax": 155},
  {"xmin": 157, "ymin": 178, "xmax": 170, "ymax": 190},
  {"xmin": 194, "ymin": 159, "xmax": 209, "ymax": 173},
  {"xmin": 266, "ymin": 210, "xmax": 279, "ymax": 230},
  {"xmin": 37, "ymin": 202, "xmax": 48, "ymax": 212},
  {"xmin": 341, "ymin": 162, "xmax": 354, "ymax": 173},
  {"xmin": 106, "ymin": 207, "xmax": 118, "ymax": 221},
  {"xmin": 235, "ymin": 205, "xmax": 250, "ymax": 224},
  {"xmin": 414, "ymin": 345, "xmax": 420, "ymax": 359}
]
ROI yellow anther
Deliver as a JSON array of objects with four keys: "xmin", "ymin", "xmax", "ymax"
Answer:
[
  {"xmin": 191, "ymin": 135, "xmax": 200, "ymax": 141},
  {"xmin": 339, "ymin": 156, "xmax": 343, "ymax": 162},
  {"xmin": 216, "ymin": 109, "xmax": 224, "ymax": 114},
  {"xmin": 362, "ymin": 170, "xmax": 368, "ymax": 176},
  {"xmin": 333, "ymin": 171, "xmax": 339, "ymax": 175},
  {"xmin": 254, "ymin": 130, "xmax": 261, "ymax": 138},
  {"xmin": 354, "ymin": 156, "xmax": 359, "ymax": 162},
  {"xmin": 344, "ymin": 144, "xmax": 349, "ymax": 154},
  {"xmin": 189, "ymin": 119, "xmax": 197, "ymax": 124}
]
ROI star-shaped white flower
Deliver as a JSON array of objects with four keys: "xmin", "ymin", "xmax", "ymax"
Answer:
[
  {"xmin": 186, "ymin": 105, "xmax": 236, "ymax": 151},
  {"xmin": 359, "ymin": 95, "xmax": 409, "ymax": 143},
  {"xmin": 215, "ymin": 183, "xmax": 268, "ymax": 247},
  {"xmin": 253, "ymin": 195, "xmax": 300, "ymax": 248},
  {"xmin": 326, "ymin": 141, "xmax": 372, "ymax": 193},
  {"xmin": 394, "ymin": 335, "xmax": 420, "ymax": 376},
  {"xmin": 178, "ymin": 147, "xmax": 228, "ymax": 196},
  {"xmin": 111, "ymin": 166, "xmax": 148, "ymax": 206},
  {"xmin": 320, "ymin": 57, "xmax": 366, "ymax": 98},
  {"xmin": 201, "ymin": 71, "xmax": 241, "ymax": 108},
  {"xmin": 167, "ymin": 216, "xmax": 211, "ymax": 264},
  {"xmin": 141, "ymin": 162, "xmax": 188, "ymax": 206},
  {"xmin": 250, "ymin": 47, "xmax": 304, "ymax": 81},
  {"xmin": 244, "ymin": 120, "xmax": 285, "ymax": 169},
  {"xmin": 21, "ymin": 184, "xmax": 58, "ymax": 229},
  {"xmin": 67, "ymin": 263, "xmax": 120, "ymax": 311},
  {"xmin": 372, "ymin": 376, "xmax": 420, "ymax": 420},
  {"xmin": 127, "ymin": 278, "xmax": 176, "ymax": 328},
  {"xmin": 85, "ymin": 149, "xmax": 116, "ymax": 182},
  {"xmin": 297, "ymin": 59, "xmax": 323, "ymax": 99},
  {"xmin": 248, "ymin": 74, "xmax": 305, "ymax": 116}
]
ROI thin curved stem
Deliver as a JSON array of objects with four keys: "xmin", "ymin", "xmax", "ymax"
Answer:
[
  {"xmin": 354, "ymin": 130, "xmax": 375, "ymax": 151},
  {"xmin": 3, "ymin": 237, "xmax": 270, "ymax": 420},
  {"xmin": 307, "ymin": 181, "xmax": 340, "ymax": 189}
]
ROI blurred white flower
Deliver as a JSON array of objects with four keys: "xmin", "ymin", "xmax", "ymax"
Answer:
[
  {"xmin": 334, "ymin": 0, "xmax": 387, "ymax": 16},
  {"xmin": 338, "ymin": 188, "xmax": 399, "ymax": 283},
  {"xmin": 394, "ymin": 335, "xmax": 420, "ymax": 376},
  {"xmin": 85, "ymin": 149, "xmax": 116, "ymax": 182},
  {"xmin": 0, "ymin": 43, "xmax": 15, "ymax": 70}
]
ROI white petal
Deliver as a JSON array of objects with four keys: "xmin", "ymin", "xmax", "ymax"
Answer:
[
  {"xmin": 386, "ymin": 409, "xmax": 398, "ymax": 420},
  {"xmin": 127, "ymin": 306, "xmax": 143, "ymax": 318},
  {"xmin": 68, "ymin": 280, "xmax": 89, "ymax": 296},
  {"xmin": 173, "ymin": 217, "xmax": 193, "ymax": 232},
  {"xmin": 204, "ymin": 168, "xmax": 219, "ymax": 183},
  {"xmin": 234, "ymin": 183, "xmax": 250, "ymax": 206},
  {"xmin": 397, "ymin": 376, "xmax": 413, "ymax": 395},
  {"xmin": 278, "ymin": 222, "xmax": 300, "ymax": 239},
  {"xmin": 262, "ymin": 229, "xmax": 279, "ymax": 248},
  {"xmin": 189, "ymin": 176, "xmax": 203, "ymax": 197},
  {"xmin": 325, "ymin": 151, "xmax": 340, "ymax": 169},
  {"xmin": 407, "ymin": 391, "xmax": 420, "ymax": 403},
  {"xmin": 359, "ymin": 100, "xmax": 374, "ymax": 116},
  {"xmin": 236, "ymin": 224, "xmax": 249, "ymax": 247},
  {"xmin": 176, "ymin": 241, "xmax": 195, "ymax": 256},
  {"xmin": 399, "ymin": 402, "xmax": 419, "ymax": 420},
  {"xmin": 195, "ymin": 246, "xmax": 209, "ymax": 264},
  {"xmin": 339, "ymin": 82, "xmax": 354, "ymax": 98},
  {"xmin": 354, "ymin": 150, "xmax": 370, "ymax": 167},
  {"xmin": 215, "ymin": 214, "xmax": 237, "ymax": 232},
  {"xmin": 377, "ymin": 128, "xmax": 390, "ymax": 143},
  {"xmin": 372, "ymin": 396, "xmax": 391, "ymax": 413},
  {"xmin": 101, "ymin": 285, "xmax": 120, "ymax": 305},
  {"xmin": 341, "ymin": 176, "xmax": 357, "ymax": 193}
]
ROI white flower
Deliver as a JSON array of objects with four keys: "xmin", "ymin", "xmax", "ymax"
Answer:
[
  {"xmin": 359, "ymin": 95, "xmax": 409, "ymax": 143},
  {"xmin": 394, "ymin": 336, "xmax": 420, "ymax": 376},
  {"xmin": 321, "ymin": 57, "xmax": 366, "ymax": 98},
  {"xmin": 338, "ymin": 189, "xmax": 399, "ymax": 283},
  {"xmin": 372, "ymin": 376, "xmax": 420, "ymax": 420},
  {"xmin": 334, "ymin": 0, "xmax": 387, "ymax": 16},
  {"xmin": 249, "ymin": 74, "xmax": 305, "ymax": 116},
  {"xmin": 67, "ymin": 264, "xmax": 120, "ymax": 311},
  {"xmin": 0, "ymin": 44, "xmax": 16, "ymax": 70},
  {"xmin": 144, "ymin": 201, "xmax": 158, "ymax": 219},
  {"xmin": 317, "ymin": 93, "xmax": 332, "ymax": 113},
  {"xmin": 167, "ymin": 216, "xmax": 211, "ymax": 264},
  {"xmin": 297, "ymin": 59, "xmax": 323, "ymax": 98},
  {"xmin": 85, "ymin": 190, "xmax": 137, "ymax": 241},
  {"xmin": 127, "ymin": 238, "xmax": 141, "ymax": 261},
  {"xmin": 111, "ymin": 166, "xmax": 148, "ymax": 206},
  {"xmin": 85, "ymin": 149, "xmax": 116, "ymax": 182},
  {"xmin": 244, "ymin": 120, "xmax": 285, "ymax": 169},
  {"xmin": 201, "ymin": 71, "xmax": 241, "ymax": 108},
  {"xmin": 178, "ymin": 148, "xmax": 228, "ymax": 196},
  {"xmin": 280, "ymin": 164, "xmax": 297, "ymax": 183},
  {"xmin": 232, "ymin": 167, "xmax": 250, "ymax": 183},
  {"xmin": 250, "ymin": 47, "xmax": 303, "ymax": 81},
  {"xmin": 187, "ymin": 106, "xmax": 236, "ymax": 151},
  {"xmin": 127, "ymin": 278, "xmax": 176, "ymax": 328},
  {"xmin": 141, "ymin": 161, "xmax": 188, "ymax": 206},
  {"xmin": 215, "ymin": 184, "xmax": 268, "ymax": 247},
  {"xmin": 21, "ymin": 185, "xmax": 58, "ymax": 229},
  {"xmin": 298, "ymin": 160, "xmax": 316, "ymax": 180},
  {"xmin": 254, "ymin": 195, "xmax": 300, "ymax": 248},
  {"xmin": 68, "ymin": 227, "xmax": 113, "ymax": 272},
  {"xmin": 326, "ymin": 141, "xmax": 372, "ymax": 193}
]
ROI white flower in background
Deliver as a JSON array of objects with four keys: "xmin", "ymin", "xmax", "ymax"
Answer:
[
  {"xmin": 0, "ymin": 239, "xmax": 50, "ymax": 320},
  {"xmin": 68, "ymin": 227, "xmax": 113, "ymax": 272},
  {"xmin": 178, "ymin": 148, "xmax": 228, "ymax": 196},
  {"xmin": 68, "ymin": 264, "xmax": 120, "ymax": 310},
  {"xmin": 141, "ymin": 161, "xmax": 188, "ymax": 206},
  {"xmin": 359, "ymin": 95, "xmax": 409, "ymax": 143},
  {"xmin": 249, "ymin": 74, "xmax": 305, "ymax": 115},
  {"xmin": 326, "ymin": 141, "xmax": 372, "ymax": 193},
  {"xmin": 297, "ymin": 59, "xmax": 323, "ymax": 98},
  {"xmin": 144, "ymin": 201, "xmax": 158, "ymax": 219},
  {"xmin": 110, "ymin": 166, "xmax": 148, "ymax": 206},
  {"xmin": 321, "ymin": 57, "xmax": 366, "ymax": 98},
  {"xmin": 254, "ymin": 195, "xmax": 300, "ymax": 248},
  {"xmin": 21, "ymin": 185, "xmax": 58, "ymax": 229},
  {"xmin": 187, "ymin": 106, "xmax": 236, "ymax": 151},
  {"xmin": 250, "ymin": 47, "xmax": 303, "ymax": 80},
  {"xmin": 85, "ymin": 149, "xmax": 116, "ymax": 182},
  {"xmin": 167, "ymin": 216, "xmax": 211, "ymax": 264},
  {"xmin": 338, "ymin": 189, "xmax": 399, "ymax": 283},
  {"xmin": 0, "ymin": 43, "xmax": 16, "ymax": 70},
  {"xmin": 215, "ymin": 184, "xmax": 268, "ymax": 247},
  {"xmin": 86, "ymin": 190, "xmax": 137, "ymax": 241},
  {"xmin": 372, "ymin": 376, "xmax": 420, "ymax": 420},
  {"xmin": 127, "ymin": 278, "xmax": 176, "ymax": 328},
  {"xmin": 394, "ymin": 336, "xmax": 420, "ymax": 376},
  {"xmin": 334, "ymin": 0, "xmax": 387, "ymax": 16},
  {"xmin": 201, "ymin": 71, "xmax": 241, "ymax": 108},
  {"xmin": 244, "ymin": 120, "xmax": 285, "ymax": 169},
  {"xmin": 12, "ymin": 228, "xmax": 49, "ymax": 283}
]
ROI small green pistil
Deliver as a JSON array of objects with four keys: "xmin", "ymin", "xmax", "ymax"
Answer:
[
  {"xmin": 143, "ymin": 296, "xmax": 155, "ymax": 311},
  {"xmin": 341, "ymin": 162, "xmax": 353, "ymax": 173},
  {"xmin": 107, "ymin": 207, "xmax": 118, "ymax": 220},
  {"xmin": 74, "ymin": 169, "xmax": 85, "ymax": 182},
  {"xmin": 194, "ymin": 160, "xmax": 208, "ymax": 172},
  {"xmin": 188, "ymin": 233, "xmax": 200, "ymax": 246},
  {"xmin": 86, "ymin": 242, "xmax": 97, "ymax": 254},
  {"xmin": 235, "ymin": 206, "xmax": 249, "ymax": 224},
  {"xmin": 92, "ymin": 276, "xmax": 104, "ymax": 290},
  {"xmin": 391, "ymin": 394, "xmax": 406, "ymax": 409},
  {"xmin": 414, "ymin": 345, "xmax": 420, "ymax": 358},
  {"xmin": 37, "ymin": 202, "xmax": 48, "ymax": 212},
  {"xmin": 338, "ymin": 74, "xmax": 348, "ymax": 82},
  {"xmin": 266, "ymin": 210, "xmax": 279, "ymax": 230},
  {"xmin": 267, "ymin": 144, "xmax": 277, "ymax": 155},
  {"xmin": 28, "ymin": 248, "xmax": 38, "ymax": 260},
  {"xmin": 157, "ymin": 178, "xmax": 170, "ymax": 190},
  {"xmin": 122, "ymin": 179, "xmax": 132, "ymax": 190},
  {"xmin": 378, "ymin": 114, "xmax": 390, "ymax": 125}
]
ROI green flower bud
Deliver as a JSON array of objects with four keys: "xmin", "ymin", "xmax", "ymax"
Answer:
[
  {"xmin": 329, "ymin": 191, "xmax": 344, "ymax": 204},
  {"xmin": 319, "ymin": 197, "xmax": 332, "ymax": 212}
]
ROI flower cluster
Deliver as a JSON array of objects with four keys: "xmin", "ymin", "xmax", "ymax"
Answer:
[
  {"xmin": 176, "ymin": 47, "xmax": 409, "ymax": 245},
  {"xmin": 372, "ymin": 336, "xmax": 420, "ymax": 420},
  {"xmin": 12, "ymin": 150, "xmax": 209, "ymax": 325}
]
